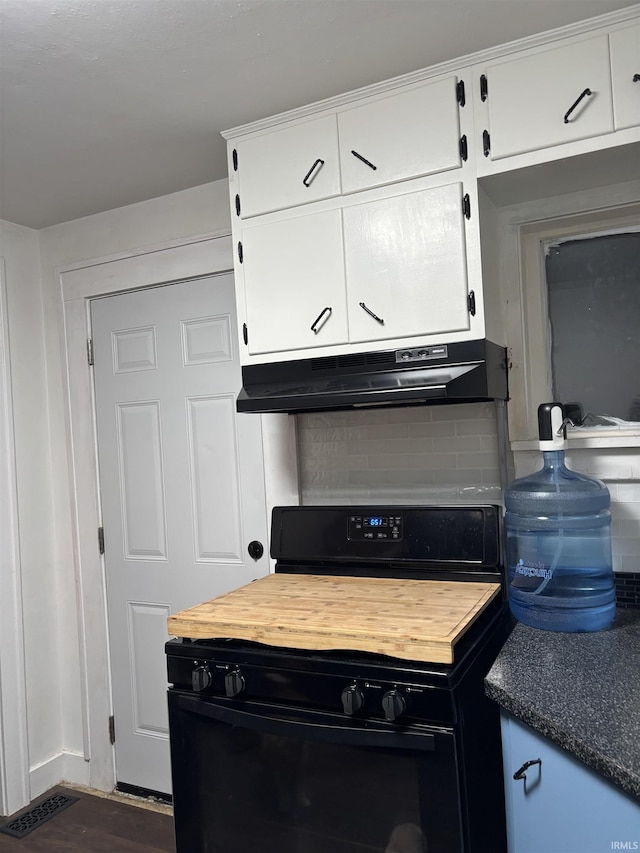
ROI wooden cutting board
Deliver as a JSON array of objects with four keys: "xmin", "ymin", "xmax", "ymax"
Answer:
[{"xmin": 167, "ymin": 574, "xmax": 501, "ymax": 664}]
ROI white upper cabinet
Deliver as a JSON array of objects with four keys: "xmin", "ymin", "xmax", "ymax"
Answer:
[
  {"xmin": 344, "ymin": 183, "xmax": 470, "ymax": 343},
  {"xmin": 484, "ymin": 34, "xmax": 615, "ymax": 160},
  {"xmin": 240, "ymin": 209, "xmax": 349, "ymax": 355},
  {"xmin": 337, "ymin": 77, "xmax": 462, "ymax": 194},
  {"xmin": 234, "ymin": 115, "xmax": 341, "ymax": 219},
  {"xmin": 610, "ymin": 23, "xmax": 640, "ymax": 130}
]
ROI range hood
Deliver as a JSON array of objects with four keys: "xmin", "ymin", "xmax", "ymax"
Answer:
[{"xmin": 237, "ymin": 339, "xmax": 508, "ymax": 414}]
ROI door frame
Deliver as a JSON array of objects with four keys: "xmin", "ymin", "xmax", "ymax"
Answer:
[
  {"xmin": 59, "ymin": 232, "xmax": 298, "ymax": 791},
  {"xmin": 0, "ymin": 258, "xmax": 30, "ymax": 815}
]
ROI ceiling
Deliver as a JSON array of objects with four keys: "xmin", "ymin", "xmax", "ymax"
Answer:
[{"xmin": 1, "ymin": 0, "xmax": 637, "ymax": 229}]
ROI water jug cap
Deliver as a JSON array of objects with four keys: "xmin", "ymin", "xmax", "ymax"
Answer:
[{"xmin": 538, "ymin": 402, "xmax": 566, "ymax": 450}]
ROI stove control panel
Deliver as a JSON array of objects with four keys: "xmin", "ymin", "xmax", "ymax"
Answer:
[{"xmin": 348, "ymin": 513, "xmax": 403, "ymax": 541}]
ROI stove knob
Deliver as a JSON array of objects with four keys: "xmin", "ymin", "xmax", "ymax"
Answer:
[
  {"xmin": 225, "ymin": 669, "xmax": 246, "ymax": 698},
  {"xmin": 192, "ymin": 665, "xmax": 212, "ymax": 692},
  {"xmin": 341, "ymin": 684, "xmax": 364, "ymax": 716},
  {"xmin": 381, "ymin": 689, "xmax": 406, "ymax": 722}
]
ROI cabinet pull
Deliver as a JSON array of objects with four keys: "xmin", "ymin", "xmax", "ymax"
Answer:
[
  {"xmin": 351, "ymin": 150, "xmax": 377, "ymax": 171},
  {"xmin": 359, "ymin": 302, "xmax": 384, "ymax": 325},
  {"xmin": 634, "ymin": 74, "xmax": 640, "ymax": 82},
  {"xmin": 563, "ymin": 88, "xmax": 592, "ymax": 123},
  {"xmin": 310, "ymin": 306, "xmax": 332, "ymax": 333},
  {"xmin": 303, "ymin": 158, "xmax": 325, "ymax": 187},
  {"xmin": 513, "ymin": 758, "xmax": 541, "ymax": 782}
]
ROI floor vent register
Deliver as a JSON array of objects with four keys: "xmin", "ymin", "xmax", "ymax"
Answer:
[{"xmin": 0, "ymin": 791, "xmax": 79, "ymax": 839}]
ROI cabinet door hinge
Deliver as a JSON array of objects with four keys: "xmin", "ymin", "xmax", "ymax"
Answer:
[
  {"xmin": 237, "ymin": 241, "xmax": 244, "ymax": 263},
  {"xmin": 459, "ymin": 135, "xmax": 468, "ymax": 162},
  {"xmin": 456, "ymin": 79, "xmax": 466, "ymax": 107},
  {"xmin": 98, "ymin": 526, "xmax": 105, "ymax": 554},
  {"xmin": 482, "ymin": 130, "xmax": 491, "ymax": 157},
  {"xmin": 462, "ymin": 193, "xmax": 471, "ymax": 220},
  {"xmin": 467, "ymin": 290, "xmax": 476, "ymax": 316},
  {"xmin": 108, "ymin": 715, "xmax": 116, "ymax": 745},
  {"xmin": 480, "ymin": 74, "xmax": 488, "ymax": 102},
  {"xmin": 232, "ymin": 148, "xmax": 238, "ymax": 171},
  {"xmin": 242, "ymin": 323, "xmax": 248, "ymax": 346},
  {"xmin": 235, "ymin": 194, "xmax": 241, "ymax": 216},
  {"xmin": 87, "ymin": 338, "xmax": 94, "ymax": 366}
]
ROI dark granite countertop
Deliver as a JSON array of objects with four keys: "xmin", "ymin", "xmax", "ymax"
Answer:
[{"xmin": 485, "ymin": 609, "xmax": 640, "ymax": 802}]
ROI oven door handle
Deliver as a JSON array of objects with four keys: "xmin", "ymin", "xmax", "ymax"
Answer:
[{"xmin": 178, "ymin": 694, "xmax": 436, "ymax": 751}]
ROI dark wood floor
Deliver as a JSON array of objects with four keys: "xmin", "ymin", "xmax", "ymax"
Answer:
[{"xmin": 0, "ymin": 786, "xmax": 176, "ymax": 852}]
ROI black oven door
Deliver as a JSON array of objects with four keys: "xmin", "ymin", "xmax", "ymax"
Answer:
[{"xmin": 168, "ymin": 690, "xmax": 464, "ymax": 853}]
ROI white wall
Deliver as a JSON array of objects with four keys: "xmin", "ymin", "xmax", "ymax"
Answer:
[
  {"xmin": 17, "ymin": 180, "xmax": 232, "ymax": 795},
  {"xmin": 0, "ymin": 221, "xmax": 60, "ymax": 796}
]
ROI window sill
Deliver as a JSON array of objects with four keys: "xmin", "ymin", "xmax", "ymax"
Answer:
[{"xmin": 511, "ymin": 427, "xmax": 640, "ymax": 452}]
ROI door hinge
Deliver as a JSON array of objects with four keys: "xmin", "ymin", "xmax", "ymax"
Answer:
[
  {"xmin": 242, "ymin": 323, "xmax": 248, "ymax": 346},
  {"xmin": 459, "ymin": 135, "xmax": 468, "ymax": 162},
  {"xmin": 456, "ymin": 79, "xmax": 466, "ymax": 107},
  {"xmin": 232, "ymin": 148, "xmax": 238, "ymax": 171},
  {"xmin": 468, "ymin": 290, "xmax": 477, "ymax": 316},
  {"xmin": 108, "ymin": 715, "xmax": 115, "ymax": 745},
  {"xmin": 462, "ymin": 193, "xmax": 471, "ymax": 220},
  {"xmin": 480, "ymin": 74, "xmax": 488, "ymax": 102},
  {"xmin": 98, "ymin": 526, "xmax": 105, "ymax": 554},
  {"xmin": 87, "ymin": 338, "xmax": 94, "ymax": 366},
  {"xmin": 482, "ymin": 129, "xmax": 491, "ymax": 157},
  {"xmin": 237, "ymin": 241, "xmax": 243, "ymax": 263},
  {"xmin": 235, "ymin": 194, "xmax": 241, "ymax": 216}
]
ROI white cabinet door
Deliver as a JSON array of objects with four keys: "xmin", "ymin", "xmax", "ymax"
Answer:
[
  {"xmin": 344, "ymin": 183, "xmax": 470, "ymax": 344},
  {"xmin": 241, "ymin": 209, "xmax": 349, "ymax": 355},
  {"xmin": 486, "ymin": 34, "xmax": 614, "ymax": 160},
  {"xmin": 338, "ymin": 77, "xmax": 462, "ymax": 194},
  {"xmin": 235, "ymin": 115, "xmax": 341, "ymax": 218},
  {"xmin": 610, "ymin": 23, "xmax": 640, "ymax": 130}
]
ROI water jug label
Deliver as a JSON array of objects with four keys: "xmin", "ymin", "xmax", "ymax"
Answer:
[{"xmin": 514, "ymin": 559, "xmax": 552, "ymax": 580}]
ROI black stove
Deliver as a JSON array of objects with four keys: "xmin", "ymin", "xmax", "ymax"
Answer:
[{"xmin": 166, "ymin": 505, "xmax": 510, "ymax": 853}]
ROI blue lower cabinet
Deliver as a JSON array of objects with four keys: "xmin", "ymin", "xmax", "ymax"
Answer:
[{"xmin": 500, "ymin": 711, "xmax": 640, "ymax": 853}]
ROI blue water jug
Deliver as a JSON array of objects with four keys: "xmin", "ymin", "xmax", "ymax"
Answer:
[{"xmin": 505, "ymin": 403, "xmax": 615, "ymax": 632}]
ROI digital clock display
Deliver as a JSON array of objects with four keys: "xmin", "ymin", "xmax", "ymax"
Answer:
[{"xmin": 348, "ymin": 512, "xmax": 402, "ymax": 541}]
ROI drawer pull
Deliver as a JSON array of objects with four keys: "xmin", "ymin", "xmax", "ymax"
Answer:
[
  {"xmin": 634, "ymin": 74, "xmax": 640, "ymax": 82},
  {"xmin": 311, "ymin": 306, "xmax": 332, "ymax": 334},
  {"xmin": 563, "ymin": 88, "xmax": 592, "ymax": 123},
  {"xmin": 303, "ymin": 158, "xmax": 325, "ymax": 187},
  {"xmin": 513, "ymin": 758, "xmax": 542, "ymax": 782},
  {"xmin": 359, "ymin": 302, "xmax": 384, "ymax": 325},
  {"xmin": 351, "ymin": 150, "xmax": 377, "ymax": 171}
]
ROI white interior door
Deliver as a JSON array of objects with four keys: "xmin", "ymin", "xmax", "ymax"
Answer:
[{"xmin": 91, "ymin": 273, "xmax": 269, "ymax": 796}]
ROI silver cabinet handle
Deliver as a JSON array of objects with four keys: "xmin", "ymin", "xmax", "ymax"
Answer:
[
  {"xmin": 310, "ymin": 306, "xmax": 332, "ymax": 334},
  {"xmin": 359, "ymin": 302, "xmax": 384, "ymax": 325},
  {"xmin": 303, "ymin": 158, "xmax": 325, "ymax": 187}
]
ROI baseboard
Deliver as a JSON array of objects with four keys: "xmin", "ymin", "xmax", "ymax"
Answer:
[{"xmin": 29, "ymin": 751, "xmax": 90, "ymax": 800}]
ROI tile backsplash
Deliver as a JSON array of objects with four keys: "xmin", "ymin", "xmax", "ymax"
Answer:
[
  {"xmin": 297, "ymin": 402, "xmax": 505, "ymax": 506},
  {"xmin": 297, "ymin": 402, "xmax": 640, "ymax": 573}
]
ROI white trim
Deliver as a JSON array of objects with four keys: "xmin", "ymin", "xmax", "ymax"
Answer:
[
  {"xmin": 0, "ymin": 258, "xmax": 30, "ymax": 816},
  {"xmin": 59, "ymin": 234, "xmax": 298, "ymax": 792},
  {"xmin": 222, "ymin": 5, "xmax": 640, "ymax": 139},
  {"xmin": 29, "ymin": 751, "xmax": 90, "ymax": 802}
]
